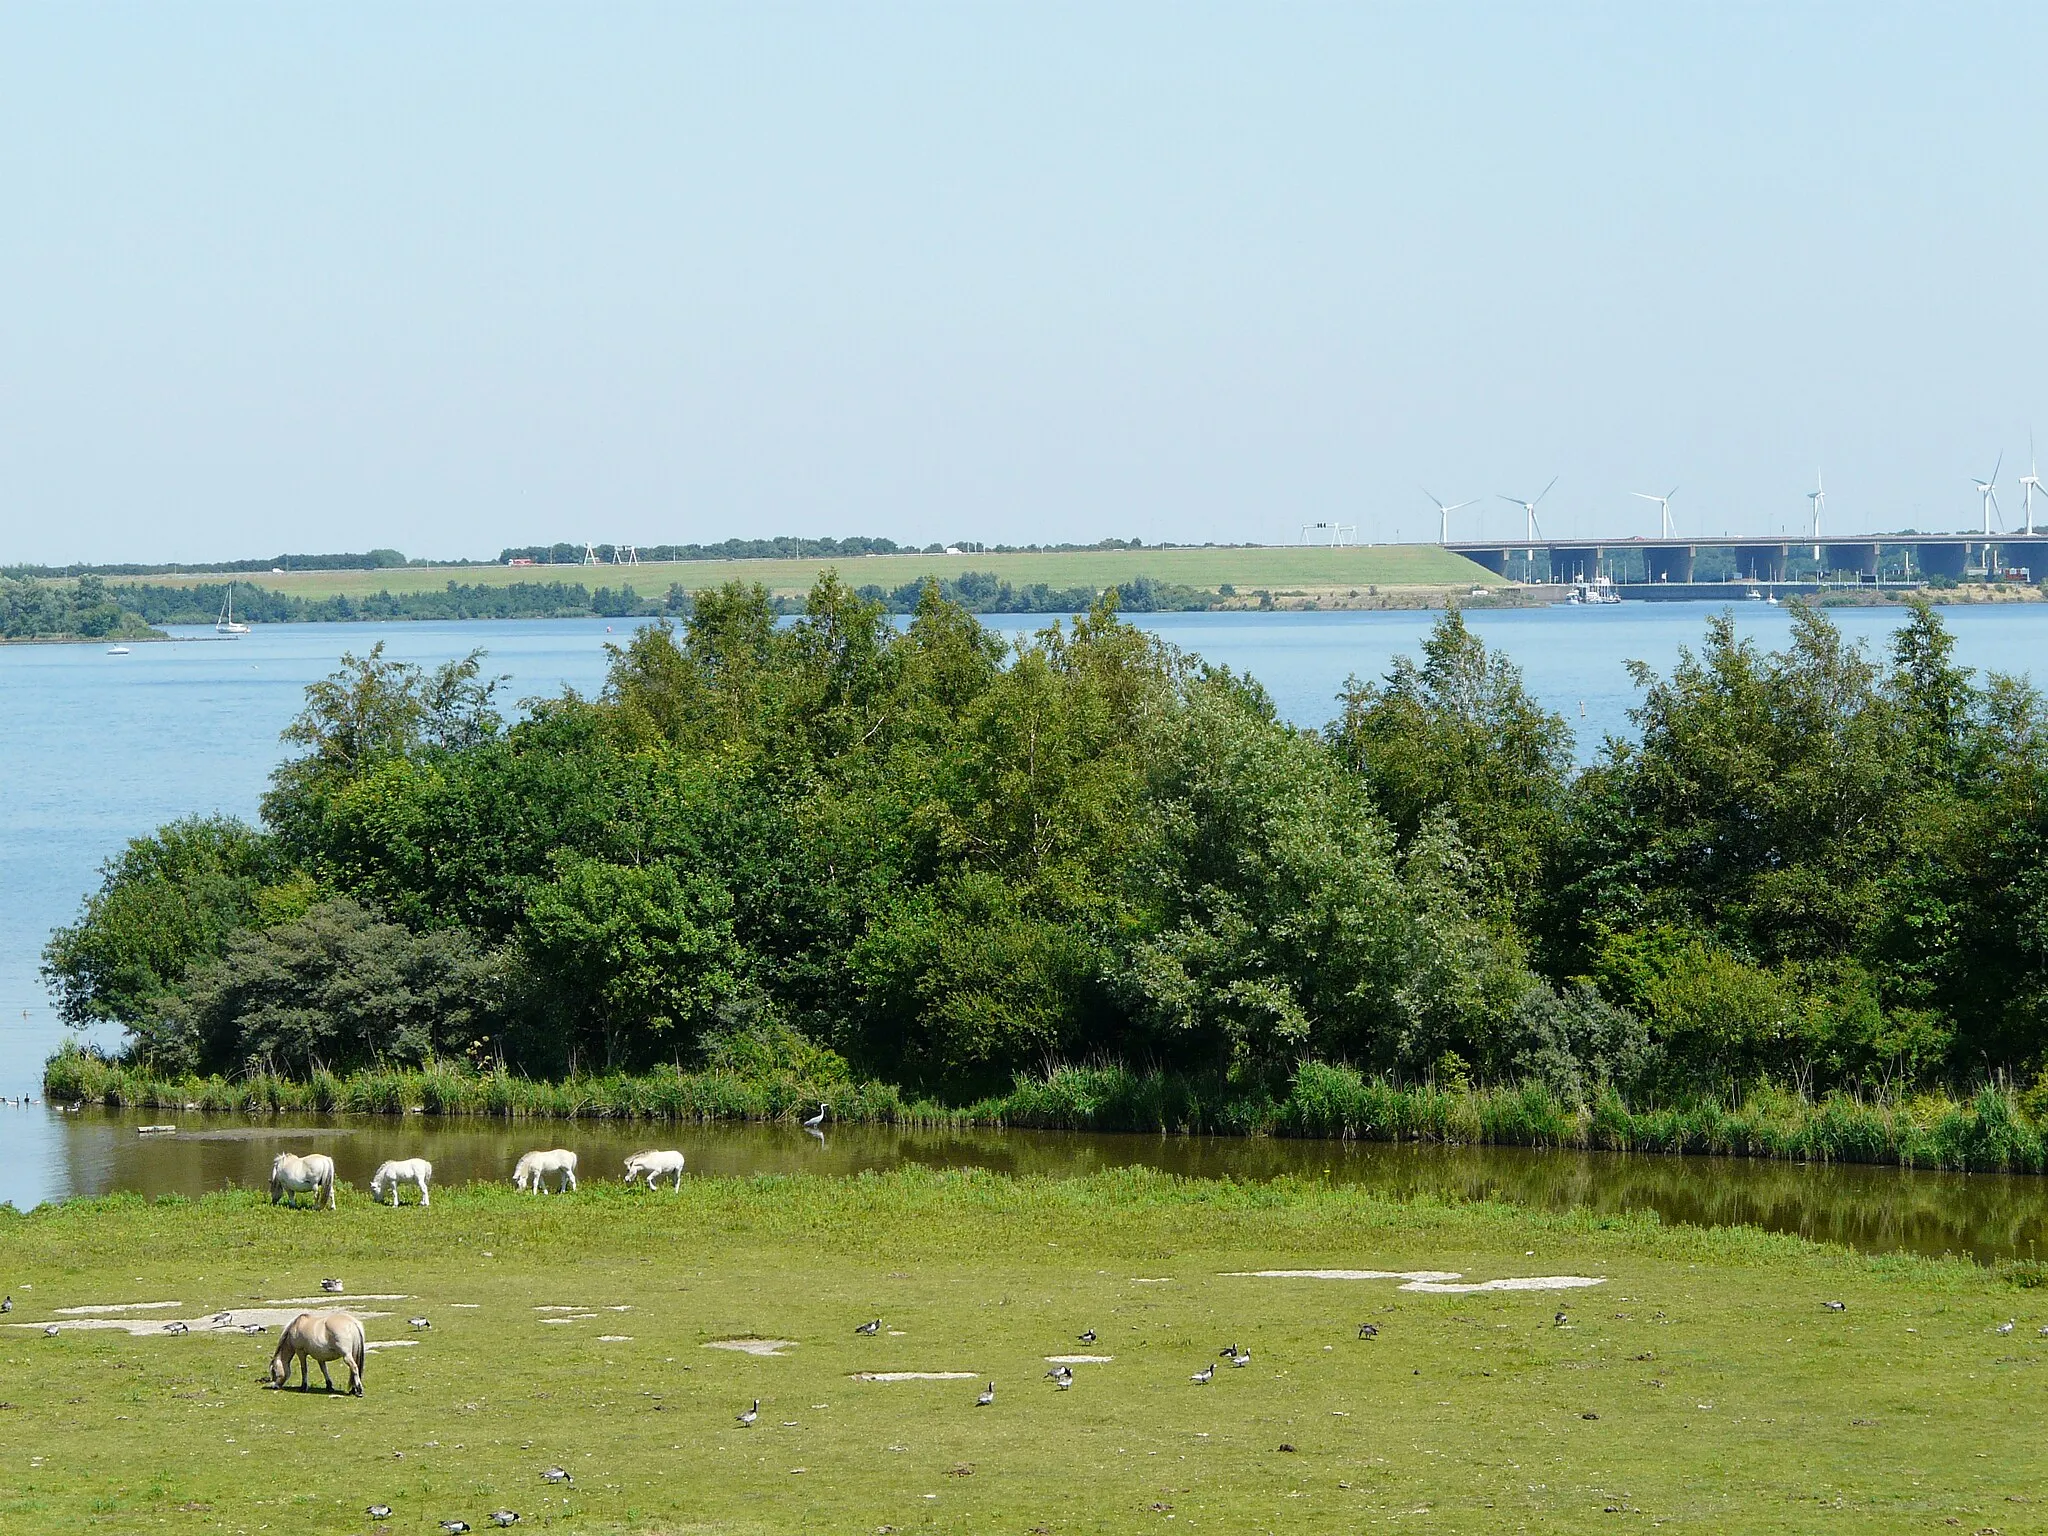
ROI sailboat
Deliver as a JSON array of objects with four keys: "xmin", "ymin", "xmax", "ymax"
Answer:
[{"xmin": 215, "ymin": 583, "xmax": 250, "ymax": 636}]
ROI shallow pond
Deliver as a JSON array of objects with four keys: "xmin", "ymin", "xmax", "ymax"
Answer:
[{"xmin": 9, "ymin": 1104, "xmax": 2048, "ymax": 1263}]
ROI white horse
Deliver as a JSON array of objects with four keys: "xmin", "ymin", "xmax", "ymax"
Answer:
[
  {"xmin": 623, "ymin": 1149, "xmax": 686, "ymax": 1190},
  {"xmin": 513, "ymin": 1148, "xmax": 578, "ymax": 1193},
  {"xmin": 269, "ymin": 1152, "xmax": 336, "ymax": 1209},
  {"xmin": 369, "ymin": 1157, "xmax": 433, "ymax": 1207},
  {"xmin": 268, "ymin": 1310, "xmax": 365, "ymax": 1395}
]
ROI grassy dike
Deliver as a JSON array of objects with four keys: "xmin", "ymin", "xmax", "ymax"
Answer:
[
  {"xmin": 3, "ymin": 1171, "xmax": 2044, "ymax": 1533},
  {"xmin": 48, "ymin": 1048, "xmax": 2048, "ymax": 1174}
]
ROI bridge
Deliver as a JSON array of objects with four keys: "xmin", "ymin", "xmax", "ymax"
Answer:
[{"xmin": 1445, "ymin": 531, "xmax": 2048, "ymax": 588}]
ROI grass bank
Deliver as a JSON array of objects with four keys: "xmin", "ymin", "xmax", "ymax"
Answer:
[
  {"xmin": 2, "ymin": 1169, "xmax": 2043, "ymax": 1532},
  {"xmin": 112, "ymin": 543, "xmax": 1502, "ymax": 602},
  {"xmin": 47, "ymin": 1048, "xmax": 2048, "ymax": 1174}
]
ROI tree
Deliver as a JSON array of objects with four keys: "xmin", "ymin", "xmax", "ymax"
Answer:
[{"xmin": 41, "ymin": 817, "xmax": 292, "ymax": 1030}]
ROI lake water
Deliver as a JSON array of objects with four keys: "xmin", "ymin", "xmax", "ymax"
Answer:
[{"xmin": 4, "ymin": 603, "xmax": 2046, "ymax": 1224}]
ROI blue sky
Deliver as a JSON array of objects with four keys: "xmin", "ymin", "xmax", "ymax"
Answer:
[{"xmin": 5, "ymin": 3, "xmax": 2047, "ymax": 563}]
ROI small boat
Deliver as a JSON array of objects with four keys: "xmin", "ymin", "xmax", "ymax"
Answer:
[
  {"xmin": 215, "ymin": 584, "xmax": 250, "ymax": 636},
  {"xmin": 136, "ymin": 1124, "xmax": 177, "ymax": 1135},
  {"xmin": 106, "ymin": 645, "xmax": 131, "ymax": 656}
]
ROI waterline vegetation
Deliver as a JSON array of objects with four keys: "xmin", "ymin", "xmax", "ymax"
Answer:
[{"xmin": 43, "ymin": 1048, "xmax": 2048, "ymax": 1175}]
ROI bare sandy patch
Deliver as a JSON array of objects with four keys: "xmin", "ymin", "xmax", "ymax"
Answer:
[
  {"xmin": 849, "ymin": 1371, "xmax": 978, "ymax": 1382},
  {"xmin": 538, "ymin": 1315, "xmax": 598, "ymax": 1325},
  {"xmin": 12, "ymin": 1307, "xmax": 390, "ymax": 1337},
  {"xmin": 1222, "ymin": 1269, "xmax": 1463, "ymax": 1282},
  {"xmin": 1129, "ymin": 1277, "xmax": 1173, "ymax": 1284},
  {"xmin": 534, "ymin": 1305, "xmax": 586, "ymax": 1312},
  {"xmin": 1045, "ymin": 1354, "xmax": 1113, "ymax": 1364},
  {"xmin": 704, "ymin": 1338, "xmax": 798, "ymax": 1357},
  {"xmin": 267, "ymin": 1294, "xmax": 409, "ymax": 1305},
  {"xmin": 1401, "ymin": 1276, "xmax": 1606, "ymax": 1294},
  {"xmin": 596, "ymin": 1334, "xmax": 633, "ymax": 1342},
  {"xmin": 55, "ymin": 1301, "xmax": 182, "ymax": 1314},
  {"xmin": 363, "ymin": 1340, "xmax": 418, "ymax": 1351}
]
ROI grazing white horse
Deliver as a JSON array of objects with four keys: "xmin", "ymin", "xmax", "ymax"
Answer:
[
  {"xmin": 269, "ymin": 1152, "xmax": 337, "ymax": 1209},
  {"xmin": 622, "ymin": 1149, "xmax": 686, "ymax": 1190},
  {"xmin": 369, "ymin": 1157, "xmax": 433, "ymax": 1207},
  {"xmin": 512, "ymin": 1148, "xmax": 578, "ymax": 1193},
  {"xmin": 268, "ymin": 1309, "xmax": 365, "ymax": 1395}
]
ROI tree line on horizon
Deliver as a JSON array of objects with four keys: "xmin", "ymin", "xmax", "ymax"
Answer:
[{"xmin": 41, "ymin": 578, "xmax": 2048, "ymax": 1107}]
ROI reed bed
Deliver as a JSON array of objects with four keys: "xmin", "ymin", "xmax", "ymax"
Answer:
[{"xmin": 43, "ymin": 1045, "xmax": 2048, "ymax": 1174}]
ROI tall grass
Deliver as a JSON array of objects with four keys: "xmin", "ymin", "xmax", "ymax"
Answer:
[{"xmin": 41, "ymin": 1044, "xmax": 2048, "ymax": 1174}]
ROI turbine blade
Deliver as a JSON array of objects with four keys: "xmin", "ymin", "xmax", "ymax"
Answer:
[
  {"xmin": 1631, "ymin": 492, "xmax": 1659, "ymax": 502},
  {"xmin": 1421, "ymin": 487, "xmax": 1442, "ymax": 509},
  {"xmin": 1535, "ymin": 474, "xmax": 1559, "ymax": 505},
  {"xmin": 1667, "ymin": 484, "xmax": 1680, "ymax": 501},
  {"xmin": 1497, "ymin": 494, "xmax": 1524, "ymax": 506}
]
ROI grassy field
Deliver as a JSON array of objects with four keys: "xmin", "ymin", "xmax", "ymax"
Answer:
[
  {"xmin": 131, "ymin": 544, "xmax": 1502, "ymax": 601},
  {"xmin": 2, "ymin": 1169, "xmax": 2039, "ymax": 1533}
]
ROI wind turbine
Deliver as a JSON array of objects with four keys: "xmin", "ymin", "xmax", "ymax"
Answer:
[
  {"xmin": 1632, "ymin": 485, "xmax": 1679, "ymax": 538},
  {"xmin": 1422, "ymin": 488, "xmax": 1476, "ymax": 543},
  {"xmin": 2020, "ymin": 435, "xmax": 2042, "ymax": 536},
  {"xmin": 1807, "ymin": 473, "xmax": 1825, "ymax": 540},
  {"xmin": 1498, "ymin": 476, "xmax": 1558, "ymax": 541},
  {"xmin": 1974, "ymin": 452, "xmax": 2003, "ymax": 535}
]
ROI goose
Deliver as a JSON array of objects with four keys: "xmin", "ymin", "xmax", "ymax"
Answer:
[
  {"xmin": 737, "ymin": 1399, "xmax": 759, "ymax": 1428},
  {"xmin": 241, "ymin": 1322, "xmax": 268, "ymax": 1334},
  {"xmin": 1, "ymin": 1296, "xmax": 11, "ymax": 1313},
  {"xmin": 164, "ymin": 1320, "xmax": 190, "ymax": 1335},
  {"xmin": 1822, "ymin": 1300, "xmax": 1846, "ymax": 1312},
  {"xmin": 491, "ymin": 1514, "xmax": 521, "ymax": 1528},
  {"xmin": 1190, "ymin": 1363, "xmax": 1215, "ymax": 1385},
  {"xmin": 1044, "ymin": 1365, "xmax": 1074, "ymax": 1383},
  {"xmin": 367, "ymin": 1506, "xmax": 393, "ymax": 1520},
  {"xmin": 1230, "ymin": 1347, "xmax": 1251, "ymax": 1369},
  {"xmin": 1078, "ymin": 1329, "xmax": 1096, "ymax": 1344},
  {"xmin": 802, "ymin": 1103, "xmax": 828, "ymax": 1131},
  {"xmin": 1218, "ymin": 1343, "xmax": 1238, "ymax": 1358},
  {"xmin": 1357, "ymin": 1323, "xmax": 1378, "ymax": 1339},
  {"xmin": 212, "ymin": 1310, "xmax": 234, "ymax": 1325},
  {"xmin": 321, "ymin": 1279, "xmax": 344, "ymax": 1293},
  {"xmin": 1554, "ymin": 1311, "xmax": 1570, "ymax": 1327},
  {"xmin": 1055, "ymin": 1374, "xmax": 1073, "ymax": 1391},
  {"xmin": 409, "ymin": 1317, "xmax": 432, "ymax": 1329},
  {"xmin": 976, "ymin": 1382, "xmax": 995, "ymax": 1407},
  {"xmin": 1997, "ymin": 1319, "xmax": 2017, "ymax": 1335},
  {"xmin": 854, "ymin": 1319, "xmax": 881, "ymax": 1335},
  {"xmin": 440, "ymin": 1522, "xmax": 470, "ymax": 1534},
  {"xmin": 541, "ymin": 1468, "xmax": 573, "ymax": 1486},
  {"xmin": 43, "ymin": 1324, "xmax": 60, "ymax": 1337}
]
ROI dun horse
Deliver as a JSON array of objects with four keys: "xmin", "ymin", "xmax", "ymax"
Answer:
[{"xmin": 268, "ymin": 1310, "xmax": 365, "ymax": 1395}]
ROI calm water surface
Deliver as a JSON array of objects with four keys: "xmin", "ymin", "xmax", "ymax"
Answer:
[{"xmin": 5, "ymin": 605, "xmax": 2047, "ymax": 1239}]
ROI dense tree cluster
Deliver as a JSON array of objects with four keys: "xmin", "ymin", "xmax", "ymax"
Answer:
[
  {"xmin": 42, "ymin": 583, "xmax": 2048, "ymax": 1103},
  {"xmin": 1, "ymin": 575, "xmax": 163, "ymax": 640}
]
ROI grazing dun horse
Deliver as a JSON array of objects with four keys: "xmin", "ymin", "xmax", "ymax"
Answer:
[
  {"xmin": 268, "ymin": 1310, "xmax": 365, "ymax": 1395},
  {"xmin": 622, "ymin": 1149, "xmax": 686, "ymax": 1190},
  {"xmin": 512, "ymin": 1148, "xmax": 578, "ymax": 1193},
  {"xmin": 269, "ymin": 1152, "xmax": 337, "ymax": 1209},
  {"xmin": 369, "ymin": 1157, "xmax": 433, "ymax": 1207}
]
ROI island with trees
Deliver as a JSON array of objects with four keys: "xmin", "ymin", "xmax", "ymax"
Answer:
[{"xmin": 42, "ymin": 578, "xmax": 2048, "ymax": 1167}]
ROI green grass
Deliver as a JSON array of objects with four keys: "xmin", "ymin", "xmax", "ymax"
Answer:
[
  {"xmin": 2, "ymin": 1170, "xmax": 2042, "ymax": 1532},
  {"xmin": 122, "ymin": 544, "xmax": 1502, "ymax": 601},
  {"xmin": 50, "ymin": 1049, "xmax": 2048, "ymax": 1173}
]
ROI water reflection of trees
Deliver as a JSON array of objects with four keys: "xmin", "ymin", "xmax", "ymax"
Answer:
[{"xmin": 45, "ymin": 1110, "xmax": 2048, "ymax": 1261}]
